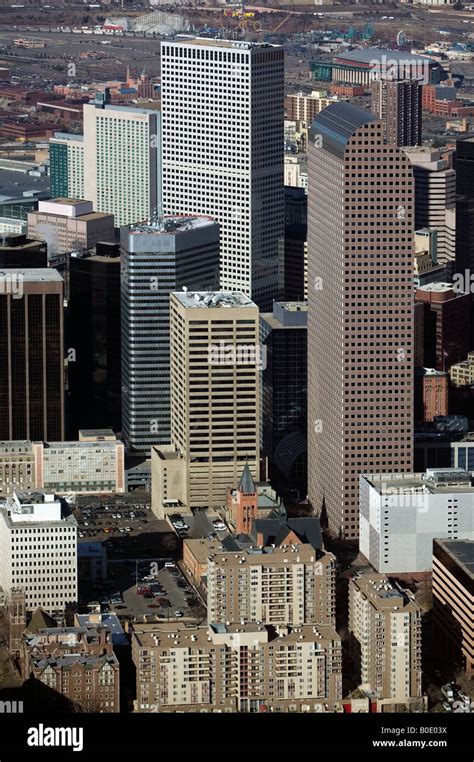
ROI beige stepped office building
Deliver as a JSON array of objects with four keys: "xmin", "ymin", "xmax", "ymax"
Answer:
[
  {"xmin": 308, "ymin": 102, "xmax": 414, "ymax": 539},
  {"xmin": 161, "ymin": 38, "xmax": 284, "ymax": 310},
  {"xmin": 207, "ymin": 544, "xmax": 336, "ymax": 628},
  {"xmin": 403, "ymin": 146, "xmax": 456, "ymax": 267},
  {"xmin": 348, "ymin": 573, "xmax": 423, "ymax": 709},
  {"xmin": 132, "ymin": 622, "xmax": 342, "ymax": 713},
  {"xmin": 0, "ymin": 430, "xmax": 124, "ymax": 497},
  {"xmin": 27, "ymin": 198, "xmax": 114, "ymax": 256},
  {"xmin": 152, "ymin": 291, "xmax": 259, "ymax": 512}
]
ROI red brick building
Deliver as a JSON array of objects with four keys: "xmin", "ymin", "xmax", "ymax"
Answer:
[{"xmin": 414, "ymin": 367, "xmax": 449, "ymax": 423}]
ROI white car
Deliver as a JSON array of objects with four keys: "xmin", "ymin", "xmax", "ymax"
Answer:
[
  {"xmin": 213, "ymin": 521, "xmax": 226, "ymax": 531},
  {"xmin": 174, "ymin": 610, "xmax": 183, "ymax": 618}
]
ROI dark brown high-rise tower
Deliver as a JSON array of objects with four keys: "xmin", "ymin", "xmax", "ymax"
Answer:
[
  {"xmin": 371, "ymin": 78, "xmax": 422, "ymax": 147},
  {"xmin": 0, "ymin": 268, "xmax": 64, "ymax": 440},
  {"xmin": 308, "ymin": 102, "xmax": 414, "ymax": 539}
]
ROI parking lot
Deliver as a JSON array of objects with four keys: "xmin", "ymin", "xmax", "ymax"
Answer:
[
  {"xmin": 79, "ymin": 559, "xmax": 206, "ymax": 625},
  {"xmin": 75, "ymin": 498, "xmax": 151, "ymax": 541}
]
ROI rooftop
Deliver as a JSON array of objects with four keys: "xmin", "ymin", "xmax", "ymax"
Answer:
[
  {"xmin": 208, "ymin": 543, "xmax": 318, "ymax": 566},
  {"xmin": 309, "ymin": 101, "xmax": 378, "ymax": 160},
  {"xmin": 132, "ymin": 622, "xmax": 339, "ymax": 649},
  {"xmin": 172, "ymin": 290, "xmax": 256, "ymax": 310},
  {"xmin": 0, "ymin": 268, "xmax": 63, "ymax": 283},
  {"xmin": 436, "ymin": 539, "xmax": 474, "ymax": 580},
  {"xmin": 171, "ymin": 37, "xmax": 279, "ymax": 51},
  {"xmin": 335, "ymin": 48, "xmax": 435, "ymax": 66},
  {"xmin": 362, "ymin": 468, "xmax": 474, "ymax": 495},
  {"xmin": 351, "ymin": 573, "xmax": 415, "ymax": 610},
  {"xmin": 126, "ymin": 214, "xmax": 216, "ymax": 235}
]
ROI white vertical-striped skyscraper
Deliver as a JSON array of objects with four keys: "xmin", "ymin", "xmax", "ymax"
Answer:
[
  {"xmin": 121, "ymin": 215, "xmax": 219, "ymax": 453},
  {"xmin": 161, "ymin": 38, "xmax": 284, "ymax": 311}
]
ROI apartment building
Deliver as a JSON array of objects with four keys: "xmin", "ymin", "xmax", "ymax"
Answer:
[
  {"xmin": 348, "ymin": 573, "xmax": 423, "ymax": 709},
  {"xmin": 0, "ymin": 490, "xmax": 77, "ymax": 612},
  {"xmin": 161, "ymin": 39, "xmax": 284, "ymax": 309},
  {"xmin": 207, "ymin": 544, "xmax": 336, "ymax": 627},
  {"xmin": 450, "ymin": 351, "xmax": 474, "ymax": 387},
  {"xmin": 360, "ymin": 468, "xmax": 474, "ymax": 573},
  {"xmin": 27, "ymin": 198, "xmax": 114, "ymax": 257},
  {"xmin": 132, "ymin": 622, "xmax": 342, "ymax": 713},
  {"xmin": 0, "ymin": 432, "xmax": 125, "ymax": 497},
  {"xmin": 433, "ymin": 538, "xmax": 473, "ymax": 677},
  {"xmin": 285, "ymin": 90, "xmax": 339, "ymax": 126},
  {"xmin": 371, "ymin": 78, "xmax": 422, "ymax": 147}
]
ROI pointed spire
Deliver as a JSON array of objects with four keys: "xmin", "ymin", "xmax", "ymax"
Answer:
[{"xmin": 238, "ymin": 462, "xmax": 255, "ymax": 494}]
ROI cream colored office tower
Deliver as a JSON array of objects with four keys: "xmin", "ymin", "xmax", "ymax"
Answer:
[{"xmin": 164, "ymin": 291, "xmax": 260, "ymax": 510}]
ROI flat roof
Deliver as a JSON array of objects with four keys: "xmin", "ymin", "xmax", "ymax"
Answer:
[
  {"xmin": 126, "ymin": 214, "xmax": 216, "ymax": 235},
  {"xmin": 170, "ymin": 37, "xmax": 280, "ymax": 51},
  {"xmin": 0, "ymin": 268, "xmax": 63, "ymax": 282},
  {"xmin": 0, "ymin": 169, "xmax": 50, "ymax": 202},
  {"xmin": 436, "ymin": 539, "xmax": 474, "ymax": 580},
  {"xmin": 172, "ymin": 290, "xmax": 256, "ymax": 309},
  {"xmin": 363, "ymin": 469, "xmax": 474, "ymax": 495}
]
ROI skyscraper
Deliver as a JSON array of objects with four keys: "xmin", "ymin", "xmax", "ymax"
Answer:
[
  {"xmin": 308, "ymin": 102, "xmax": 414, "ymax": 539},
  {"xmin": 161, "ymin": 38, "xmax": 284, "ymax": 310},
  {"xmin": 83, "ymin": 102, "xmax": 161, "ymax": 227},
  {"xmin": 260, "ymin": 301, "xmax": 308, "ymax": 496},
  {"xmin": 0, "ymin": 268, "xmax": 64, "ymax": 441},
  {"xmin": 455, "ymin": 138, "xmax": 474, "ymax": 272},
  {"xmin": 68, "ymin": 243, "xmax": 122, "ymax": 435},
  {"xmin": 170, "ymin": 290, "xmax": 259, "ymax": 508},
  {"xmin": 403, "ymin": 147, "xmax": 456, "ymax": 269},
  {"xmin": 152, "ymin": 291, "xmax": 260, "ymax": 512},
  {"xmin": 121, "ymin": 216, "xmax": 219, "ymax": 453},
  {"xmin": 371, "ymin": 78, "xmax": 422, "ymax": 147}
]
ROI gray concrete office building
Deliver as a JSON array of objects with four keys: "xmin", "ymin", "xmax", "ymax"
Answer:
[{"xmin": 120, "ymin": 215, "xmax": 219, "ymax": 452}]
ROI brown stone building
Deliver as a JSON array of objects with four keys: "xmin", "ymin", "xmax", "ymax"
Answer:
[
  {"xmin": 415, "ymin": 283, "xmax": 472, "ymax": 372},
  {"xmin": 21, "ymin": 619, "xmax": 120, "ymax": 712},
  {"xmin": 414, "ymin": 367, "xmax": 449, "ymax": 423}
]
